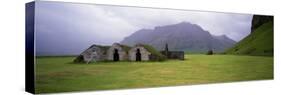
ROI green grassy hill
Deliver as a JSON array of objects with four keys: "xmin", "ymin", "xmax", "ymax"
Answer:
[{"xmin": 226, "ymin": 21, "xmax": 273, "ymax": 56}]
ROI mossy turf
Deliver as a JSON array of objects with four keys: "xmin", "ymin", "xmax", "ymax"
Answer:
[{"xmin": 35, "ymin": 54, "xmax": 273, "ymax": 93}]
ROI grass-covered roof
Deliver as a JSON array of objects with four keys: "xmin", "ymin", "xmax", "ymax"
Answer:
[
  {"xmin": 136, "ymin": 44, "xmax": 166, "ymax": 61},
  {"xmin": 115, "ymin": 43, "xmax": 132, "ymax": 53},
  {"xmin": 89, "ymin": 44, "xmax": 110, "ymax": 51}
]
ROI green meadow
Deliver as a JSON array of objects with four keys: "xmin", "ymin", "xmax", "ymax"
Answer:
[{"xmin": 35, "ymin": 54, "xmax": 273, "ymax": 93}]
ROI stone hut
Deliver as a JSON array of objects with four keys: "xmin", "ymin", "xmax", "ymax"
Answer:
[
  {"xmin": 129, "ymin": 44, "xmax": 151, "ymax": 61},
  {"xmin": 107, "ymin": 43, "xmax": 131, "ymax": 61},
  {"xmin": 74, "ymin": 43, "xmax": 168, "ymax": 63},
  {"xmin": 161, "ymin": 43, "xmax": 184, "ymax": 60},
  {"xmin": 74, "ymin": 44, "xmax": 109, "ymax": 63},
  {"xmin": 129, "ymin": 44, "xmax": 167, "ymax": 61}
]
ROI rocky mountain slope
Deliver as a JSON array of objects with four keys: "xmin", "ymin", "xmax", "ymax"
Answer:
[{"xmin": 121, "ymin": 22, "xmax": 236, "ymax": 53}]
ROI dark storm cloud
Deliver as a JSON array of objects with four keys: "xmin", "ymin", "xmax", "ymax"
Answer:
[{"xmin": 35, "ymin": 1, "xmax": 252, "ymax": 56}]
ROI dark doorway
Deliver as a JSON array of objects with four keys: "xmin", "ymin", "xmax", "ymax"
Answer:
[
  {"xmin": 113, "ymin": 49, "xmax": 119, "ymax": 61},
  {"xmin": 136, "ymin": 49, "xmax": 141, "ymax": 61}
]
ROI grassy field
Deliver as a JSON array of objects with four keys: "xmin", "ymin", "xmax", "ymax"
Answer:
[{"xmin": 35, "ymin": 54, "xmax": 273, "ymax": 93}]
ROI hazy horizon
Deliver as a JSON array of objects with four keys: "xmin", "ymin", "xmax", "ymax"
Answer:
[{"xmin": 35, "ymin": 1, "xmax": 253, "ymax": 56}]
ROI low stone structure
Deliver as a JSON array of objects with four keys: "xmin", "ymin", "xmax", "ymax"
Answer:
[
  {"xmin": 107, "ymin": 43, "xmax": 130, "ymax": 61},
  {"xmin": 74, "ymin": 44, "xmax": 109, "ymax": 63},
  {"xmin": 160, "ymin": 43, "xmax": 184, "ymax": 60},
  {"xmin": 129, "ymin": 44, "xmax": 151, "ymax": 61},
  {"xmin": 74, "ymin": 43, "xmax": 184, "ymax": 63}
]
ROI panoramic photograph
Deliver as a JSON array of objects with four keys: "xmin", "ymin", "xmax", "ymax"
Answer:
[{"xmin": 34, "ymin": 1, "xmax": 273, "ymax": 93}]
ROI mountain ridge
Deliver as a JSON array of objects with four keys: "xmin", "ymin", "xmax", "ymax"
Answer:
[{"xmin": 121, "ymin": 22, "xmax": 236, "ymax": 53}]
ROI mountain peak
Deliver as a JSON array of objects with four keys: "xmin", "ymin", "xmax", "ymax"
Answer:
[
  {"xmin": 137, "ymin": 29, "xmax": 152, "ymax": 32},
  {"xmin": 176, "ymin": 21, "xmax": 194, "ymax": 26},
  {"xmin": 213, "ymin": 35, "xmax": 235, "ymax": 42},
  {"xmin": 121, "ymin": 22, "xmax": 236, "ymax": 52},
  {"xmin": 219, "ymin": 35, "xmax": 228, "ymax": 38},
  {"xmin": 178, "ymin": 21, "xmax": 190, "ymax": 24}
]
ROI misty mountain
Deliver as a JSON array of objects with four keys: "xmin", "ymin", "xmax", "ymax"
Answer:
[{"xmin": 121, "ymin": 22, "xmax": 236, "ymax": 53}]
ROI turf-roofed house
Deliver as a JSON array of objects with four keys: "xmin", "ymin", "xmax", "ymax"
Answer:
[{"xmin": 74, "ymin": 43, "xmax": 183, "ymax": 63}]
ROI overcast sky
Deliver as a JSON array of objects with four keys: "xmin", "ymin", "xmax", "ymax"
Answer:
[{"xmin": 35, "ymin": 1, "xmax": 253, "ymax": 55}]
